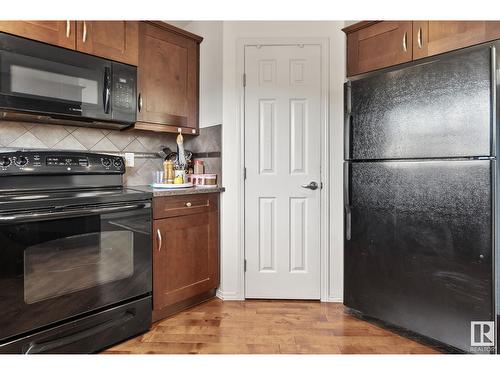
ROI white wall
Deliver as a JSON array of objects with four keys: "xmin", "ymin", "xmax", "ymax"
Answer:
[
  {"xmin": 183, "ymin": 21, "xmax": 223, "ymax": 128},
  {"xmin": 219, "ymin": 21, "xmax": 346, "ymax": 301}
]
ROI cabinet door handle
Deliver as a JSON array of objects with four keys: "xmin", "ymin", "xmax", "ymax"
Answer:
[
  {"xmin": 138, "ymin": 93, "xmax": 142, "ymax": 112},
  {"xmin": 417, "ymin": 27, "xmax": 423, "ymax": 49},
  {"xmin": 66, "ymin": 21, "xmax": 71, "ymax": 38},
  {"xmin": 402, "ymin": 31, "xmax": 408, "ymax": 52},
  {"xmin": 82, "ymin": 21, "xmax": 87, "ymax": 43},
  {"xmin": 156, "ymin": 228, "xmax": 162, "ymax": 252}
]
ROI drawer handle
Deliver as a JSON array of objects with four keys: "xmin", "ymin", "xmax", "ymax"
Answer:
[
  {"xmin": 417, "ymin": 27, "xmax": 423, "ymax": 49},
  {"xmin": 185, "ymin": 202, "xmax": 192, "ymax": 207},
  {"xmin": 156, "ymin": 228, "xmax": 162, "ymax": 252},
  {"xmin": 402, "ymin": 31, "xmax": 408, "ymax": 52}
]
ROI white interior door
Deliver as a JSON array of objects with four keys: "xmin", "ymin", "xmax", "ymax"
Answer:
[{"xmin": 244, "ymin": 44, "xmax": 322, "ymax": 299}]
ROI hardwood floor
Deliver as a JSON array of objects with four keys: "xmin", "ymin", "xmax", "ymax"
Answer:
[{"xmin": 103, "ymin": 299, "xmax": 441, "ymax": 354}]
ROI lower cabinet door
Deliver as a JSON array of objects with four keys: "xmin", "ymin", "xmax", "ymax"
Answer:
[{"xmin": 153, "ymin": 211, "xmax": 219, "ymax": 311}]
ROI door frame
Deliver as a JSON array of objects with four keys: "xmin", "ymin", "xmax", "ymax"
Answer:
[{"xmin": 237, "ymin": 37, "xmax": 330, "ymax": 301}]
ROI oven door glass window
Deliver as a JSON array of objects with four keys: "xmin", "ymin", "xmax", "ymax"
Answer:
[{"xmin": 24, "ymin": 231, "xmax": 134, "ymax": 304}]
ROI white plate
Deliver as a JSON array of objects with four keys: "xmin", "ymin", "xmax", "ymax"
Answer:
[{"xmin": 151, "ymin": 182, "xmax": 194, "ymax": 189}]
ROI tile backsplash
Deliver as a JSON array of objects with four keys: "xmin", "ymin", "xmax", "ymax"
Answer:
[{"xmin": 0, "ymin": 121, "xmax": 222, "ymax": 186}]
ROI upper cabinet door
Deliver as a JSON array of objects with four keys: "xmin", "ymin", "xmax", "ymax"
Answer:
[
  {"xmin": 136, "ymin": 22, "xmax": 200, "ymax": 132},
  {"xmin": 76, "ymin": 21, "xmax": 138, "ymax": 65},
  {"xmin": 346, "ymin": 21, "xmax": 412, "ymax": 76},
  {"xmin": 412, "ymin": 21, "xmax": 429, "ymax": 60},
  {"xmin": 0, "ymin": 21, "xmax": 75, "ymax": 49},
  {"xmin": 414, "ymin": 21, "xmax": 500, "ymax": 59}
]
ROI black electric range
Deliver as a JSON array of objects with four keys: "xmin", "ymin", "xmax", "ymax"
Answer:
[{"xmin": 0, "ymin": 150, "xmax": 152, "ymax": 354}]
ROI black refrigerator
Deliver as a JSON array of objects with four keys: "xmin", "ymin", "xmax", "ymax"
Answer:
[{"xmin": 344, "ymin": 42, "xmax": 499, "ymax": 353}]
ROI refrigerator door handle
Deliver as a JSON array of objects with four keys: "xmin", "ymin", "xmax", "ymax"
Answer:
[
  {"xmin": 344, "ymin": 81, "xmax": 352, "ymax": 160},
  {"xmin": 344, "ymin": 162, "xmax": 352, "ymax": 240},
  {"xmin": 345, "ymin": 205, "xmax": 352, "ymax": 241}
]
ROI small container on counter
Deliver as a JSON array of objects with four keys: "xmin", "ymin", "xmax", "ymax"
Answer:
[
  {"xmin": 164, "ymin": 160, "xmax": 175, "ymax": 184},
  {"xmin": 193, "ymin": 159, "xmax": 204, "ymax": 174},
  {"xmin": 187, "ymin": 173, "xmax": 217, "ymax": 187},
  {"xmin": 174, "ymin": 169, "xmax": 186, "ymax": 184},
  {"xmin": 153, "ymin": 171, "xmax": 164, "ymax": 184}
]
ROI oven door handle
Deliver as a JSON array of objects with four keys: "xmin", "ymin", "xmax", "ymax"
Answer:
[
  {"xmin": 25, "ymin": 310, "xmax": 135, "ymax": 354},
  {"xmin": 0, "ymin": 202, "xmax": 150, "ymax": 223}
]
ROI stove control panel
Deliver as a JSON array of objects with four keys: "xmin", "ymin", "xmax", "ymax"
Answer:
[{"xmin": 0, "ymin": 151, "xmax": 125, "ymax": 176}]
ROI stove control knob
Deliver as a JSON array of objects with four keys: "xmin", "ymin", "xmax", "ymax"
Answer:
[
  {"xmin": 113, "ymin": 158, "xmax": 123, "ymax": 168},
  {"xmin": 102, "ymin": 158, "xmax": 111, "ymax": 167},
  {"xmin": 15, "ymin": 156, "xmax": 28, "ymax": 166},
  {"xmin": 1, "ymin": 156, "xmax": 11, "ymax": 167}
]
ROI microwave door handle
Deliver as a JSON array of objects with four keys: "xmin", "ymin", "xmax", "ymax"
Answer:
[
  {"xmin": 0, "ymin": 203, "xmax": 150, "ymax": 223},
  {"xmin": 103, "ymin": 66, "xmax": 111, "ymax": 114}
]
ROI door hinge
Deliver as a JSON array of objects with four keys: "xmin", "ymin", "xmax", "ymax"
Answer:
[
  {"xmin": 244, "ymin": 259, "xmax": 247, "ymax": 272},
  {"xmin": 243, "ymin": 167, "xmax": 247, "ymax": 180},
  {"xmin": 243, "ymin": 73, "xmax": 246, "ymax": 87}
]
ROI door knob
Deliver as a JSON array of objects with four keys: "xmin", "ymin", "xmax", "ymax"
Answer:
[{"xmin": 301, "ymin": 181, "xmax": 318, "ymax": 190}]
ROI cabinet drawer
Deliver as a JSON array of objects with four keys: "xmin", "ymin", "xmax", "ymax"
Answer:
[{"xmin": 153, "ymin": 193, "xmax": 218, "ymax": 219}]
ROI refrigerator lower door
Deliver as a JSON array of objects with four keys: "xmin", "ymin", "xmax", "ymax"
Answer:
[{"xmin": 344, "ymin": 160, "xmax": 494, "ymax": 353}]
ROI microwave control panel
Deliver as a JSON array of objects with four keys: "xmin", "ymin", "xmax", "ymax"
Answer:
[
  {"xmin": 113, "ymin": 77, "xmax": 135, "ymax": 110},
  {"xmin": 111, "ymin": 62, "xmax": 137, "ymax": 123}
]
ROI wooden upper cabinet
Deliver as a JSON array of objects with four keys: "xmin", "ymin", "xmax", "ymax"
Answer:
[
  {"xmin": 346, "ymin": 21, "xmax": 500, "ymax": 75},
  {"xmin": 412, "ymin": 21, "xmax": 428, "ymax": 60},
  {"xmin": 76, "ymin": 21, "xmax": 138, "ymax": 65},
  {"xmin": 345, "ymin": 21, "xmax": 412, "ymax": 76},
  {"xmin": 413, "ymin": 21, "xmax": 500, "ymax": 60},
  {"xmin": 0, "ymin": 21, "xmax": 76, "ymax": 49},
  {"xmin": 135, "ymin": 22, "xmax": 202, "ymax": 134}
]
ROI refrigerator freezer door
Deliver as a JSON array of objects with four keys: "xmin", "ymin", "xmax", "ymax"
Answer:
[
  {"xmin": 344, "ymin": 160, "xmax": 494, "ymax": 353},
  {"xmin": 347, "ymin": 47, "xmax": 493, "ymax": 160}
]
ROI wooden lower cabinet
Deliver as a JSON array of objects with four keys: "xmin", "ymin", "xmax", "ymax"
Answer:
[{"xmin": 152, "ymin": 193, "xmax": 219, "ymax": 321}]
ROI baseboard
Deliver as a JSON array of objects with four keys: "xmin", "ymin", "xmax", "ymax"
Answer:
[
  {"xmin": 216, "ymin": 288, "xmax": 244, "ymax": 301},
  {"xmin": 321, "ymin": 296, "xmax": 343, "ymax": 303}
]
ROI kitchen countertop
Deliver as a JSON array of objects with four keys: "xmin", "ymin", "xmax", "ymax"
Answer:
[{"xmin": 128, "ymin": 185, "xmax": 225, "ymax": 197}]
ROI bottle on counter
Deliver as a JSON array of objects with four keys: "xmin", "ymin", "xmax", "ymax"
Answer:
[
  {"xmin": 164, "ymin": 160, "xmax": 175, "ymax": 184},
  {"xmin": 194, "ymin": 159, "xmax": 204, "ymax": 174},
  {"xmin": 187, "ymin": 159, "xmax": 194, "ymax": 174}
]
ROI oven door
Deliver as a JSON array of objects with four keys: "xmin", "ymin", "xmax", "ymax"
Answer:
[
  {"xmin": 0, "ymin": 32, "xmax": 111, "ymax": 121},
  {"xmin": 0, "ymin": 200, "xmax": 152, "ymax": 343}
]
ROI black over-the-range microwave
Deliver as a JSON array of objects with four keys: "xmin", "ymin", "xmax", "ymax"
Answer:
[{"xmin": 0, "ymin": 32, "xmax": 137, "ymax": 130}]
